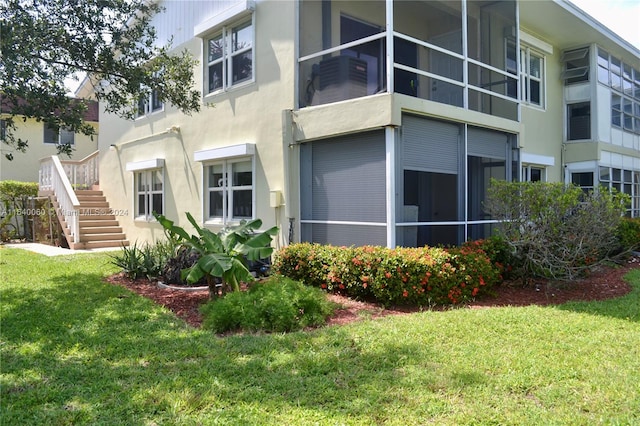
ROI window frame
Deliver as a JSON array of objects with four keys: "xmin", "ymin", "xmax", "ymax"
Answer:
[
  {"xmin": 204, "ymin": 157, "xmax": 255, "ymax": 225},
  {"xmin": 137, "ymin": 88, "xmax": 164, "ymax": 118},
  {"xmin": 519, "ymin": 46, "xmax": 545, "ymax": 108},
  {"xmin": 43, "ymin": 124, "xmax": 75, "ymax": 145},
  {"xmin": 567, "ymin": 102, "xmax": 591, "ymax": 141},
  {"xmin": 204, "ymin": 15, "xmax": 255, "ymax": 96},
  {"xmin": 133, "ymin": 168, "xmax": 164, "ymax": 222},
  {"xmin": 561, "ymin": 47, "xmax": 590, "ymax": 85}
]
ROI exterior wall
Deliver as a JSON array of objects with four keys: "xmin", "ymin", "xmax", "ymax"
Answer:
[
  {"xmin": 95, "ymin": 0, "xmax": 640, "ymax": 249},
  {"xmin": 98, "ymin": 0, "xmax": 296, "ymax": 245},
  {"xmin": 1, "ymin": 118, "xmax": 98, "ymax": 182}
]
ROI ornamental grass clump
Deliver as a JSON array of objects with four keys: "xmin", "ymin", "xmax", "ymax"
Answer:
[{"xmin": 273, "ymin": 243, "xmax": 502, "ymax": 307}]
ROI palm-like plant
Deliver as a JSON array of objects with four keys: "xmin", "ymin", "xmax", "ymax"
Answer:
[{"xmin": 154, "ymin": 212, "xmax": 278, "ymax": 298}]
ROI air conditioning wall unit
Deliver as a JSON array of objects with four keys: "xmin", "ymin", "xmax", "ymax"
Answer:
[{"xmin": 316, "ymin": 56, "xmax": 368, "ymax": 104}]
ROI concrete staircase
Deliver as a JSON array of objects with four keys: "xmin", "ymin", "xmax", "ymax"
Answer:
[{"xmin": 56, "ymin": 189, "xmax": 129, "ymax": 250}]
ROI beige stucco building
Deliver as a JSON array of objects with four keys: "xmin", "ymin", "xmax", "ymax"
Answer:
[
  {"xmin": 1, "ymin": 103, "xmax": 98, "ymax": 183},
  {"xmin": 47, "ymin": 0, "xmax": 640, "ymax": 249}
]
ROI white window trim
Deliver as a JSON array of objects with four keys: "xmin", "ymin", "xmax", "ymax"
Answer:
[
  {"xmin": 201, "ymin": 13, "xmax": 255, "ymax": 99},
  {"xmin": 519, "ymin": 46, "xmax": 546, "ymax": 110},
  {"xmin": 136, "ymin": 89, "xmax": 165, "ymax": 119},
  {"xmin": 126, "ymin": 159, "xmax": 165, "ymax": 222},
  {"xmin": 194, "ymin": 144, "xmax": 256, "ymax": 225}
]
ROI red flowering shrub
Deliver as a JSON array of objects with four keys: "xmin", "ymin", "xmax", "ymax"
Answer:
[{"xmin": 273, "ymin": 243, "xmax": 503, "ymax": 307}]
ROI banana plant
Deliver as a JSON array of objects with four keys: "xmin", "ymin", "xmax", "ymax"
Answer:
[{"xmin": 154, "ymin": 212, "xmax": 278, "ymax": 298}]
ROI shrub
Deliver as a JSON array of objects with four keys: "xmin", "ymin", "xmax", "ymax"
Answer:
[
  {"xmin": 485, "ymin": 180, "xmax": 628, "ymax": 281},
  {"xmin": 616, "ymin": 217, "xmax": 640, "ymax": 253},
  {"xmin": 154, "ymin": 212, "xmax": 278, "ymax": 298},
  {"xmin": 273, "ymin": 243, "xmax": 502, "ymax": 307},
  {"xmin": 461, "ymin": 236, "xmax": 519, "ymax": 279},
  {"xmin": 161, "ymin": 244, "xmax": 206, "ymax": 285},
  {"xmin": 110, "ymin": 239, "xmax": 176, "ymax": 280},
  {"xmin": 0, "ymin": 180, "xmax": 39, "ymax": 241},
  {"xmin": 200, "ymin": 276, "xmax": 337, "ymax": 333}
]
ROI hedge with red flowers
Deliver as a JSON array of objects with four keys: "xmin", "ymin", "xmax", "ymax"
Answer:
[{"xmin": 272, "ymin": 243, "xmax": 502, "ymax": 306}]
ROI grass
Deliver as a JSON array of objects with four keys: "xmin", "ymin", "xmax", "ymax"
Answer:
[{"xmin": 1, "ymin": 247, "xmax": 639, "ymax": 425}]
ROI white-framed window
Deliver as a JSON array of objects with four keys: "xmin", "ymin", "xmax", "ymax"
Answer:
[
  {"xmin": 571, "ymin": 171, "xmax": 594, "ymax": 193},
  {"xmin": 206, "ymin": 158, "xmax": 253, "ymax": 223},
  {"xmin": 137, "ymin": 89, "xmax": 163, "ymax": 117},
  {"xmin": 205, "ymin": 17, "xmax": 253, "ymax": 94},
  {"xmin": 135, "ymin": 169, "xmax": 164, "ymax": 221},
  {"xmin": 134, "ymin": 169, "xmax": 164, "ymax": 221},
  {"xmin": 598, "ymin": 47, "xmax": 640, "ymax": 134},
  {"xmin": 520, "ymin": 47, "xmax": 544, "ymax": 107},
  {"xmin": 522, "ymin": 165, "xmax": 545, "ymax": 182},
  {"xmin": 0, "ymin": 119, "xmax": 6, "ymax": 141},
  {"xmin": 43, "ymin": 125, "xmax": 74, "ymax": 145}
]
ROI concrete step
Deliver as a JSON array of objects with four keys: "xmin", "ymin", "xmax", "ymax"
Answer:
[
  {"xmin": 81, "ymin": 233, "xmax": 127, "ymax": 242},
  {"xmin": 78, "ymin": 201, "xmax": 110, "ymax": 208},
  {"xmin": 76, "ymin": 195, "xmax": 107, "ymax": 203},
  {"xmin": 79, "ymin": 226, "xmax": 123, "ymax": 234},
  {"xmin": 79, "ymin": 219, "xmax": 120, "ymax": 227},
  {"xmin": 74, "ymin": 190, "xmax": 103, "ymax": 196},
  {"xmin": 79, "ymin": 214, "xmax": 117, "ymax": 221},
  {"xmin": 69, "ymin": 240, "xmax": 130, "ymax": 250}
]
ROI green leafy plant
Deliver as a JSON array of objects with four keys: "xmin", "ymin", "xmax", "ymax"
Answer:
[
  {"xmin": 109, "ymin": 239, "xmax": 176, "ymax": 280},
  {"xmin": 273, "ymin": 243, "xmax": 502, "ymax": 307},
  {"xmin": 485, "ymin": 180, "xmax": 629, "ymax": 282},
  {"xmin": 616, "ymin": 217, "xmax": 640, "ymax": 253},
  {"xmin": 200, "ymin": 276, "xmax": 337, "ymax": 333},
  {"xmin": 154, "ymin": 212, "xmax": 278, "ymax": 298}
]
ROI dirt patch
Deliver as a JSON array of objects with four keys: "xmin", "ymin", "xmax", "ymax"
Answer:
[{"xmin": 105, "ymin": 256, "xmax": 640, "ymax": 329}]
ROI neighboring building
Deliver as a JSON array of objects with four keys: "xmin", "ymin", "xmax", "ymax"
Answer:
[
  {"xmin": 72, "ymin": 0, "xmax": 639, "ymax": 249},
  {"xmin": 1, "ymin": 100, "xmax": 99, "ymax": 182}
]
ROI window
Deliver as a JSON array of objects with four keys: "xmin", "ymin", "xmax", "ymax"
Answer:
[
  {"xmin": 206, "ymin": 159, "xmax": 253, "ymax": 222},
  {"xmin": 0, "ymin": 119, "xmax": 6, "ymax": 141},
  {"xmin": 567, "ymin": 102, "xmax": 590, "ymax": 140},
  {"xmin": 598, "ymin": 47, "xmax": 640, "ymax": 134},
  {"xmin": 44, "ymin": 125, "xmax": 74, "ymax": 145},
  {"xmin": 523, "ymin": 165, "xmax": 544, "ymax": 182},
  {"xmin": 561, "ymin": 47, "xmax": 589, "ymax": 84},
  {"xmin": 571, "ymin": 171, "xmax": 594, "ymax": 192},
  {"xmin": 206, "ymin": 18, "xmax": 253, "ymax": 94},
  {"xmin": 134, "ymin": 169, "xmax": 164, "ymax": 221},
  {"xmin": 520, "ymin": 47, "xmax": 544, "ymax": 107},
  {"xmin": 137, "ymin": 89, "xmax": 163, "ymax": 116}
]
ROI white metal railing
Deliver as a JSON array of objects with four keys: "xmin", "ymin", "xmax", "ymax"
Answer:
[{"xmin": 39, "ymin": 155, "xmax": 82, "ymax": 243}]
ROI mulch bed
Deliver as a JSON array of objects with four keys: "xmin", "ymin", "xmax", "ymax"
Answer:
[{"xmin": 105, "ymin": 256, "xmax": 640, "ymax": 329}]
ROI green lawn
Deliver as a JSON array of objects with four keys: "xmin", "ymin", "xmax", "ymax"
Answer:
[{"xmin": 1, "ymin": 247, "xmax": 639, "ymax": 425}]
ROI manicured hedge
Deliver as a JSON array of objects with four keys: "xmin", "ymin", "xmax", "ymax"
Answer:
[{"xmin": 273, "ymin": 243, "xmax": 502, "ymax": 307}]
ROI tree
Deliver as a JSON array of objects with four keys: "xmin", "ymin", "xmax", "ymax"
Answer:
[
  {"xmin": 0, "ymin": 0, "xmax": 201, "ymax": 160},
  {"xmin": 485, "ymin": 179, "xmax": 629, "ymax": 282}
]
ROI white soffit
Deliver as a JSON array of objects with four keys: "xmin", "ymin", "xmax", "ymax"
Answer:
[
  {"xmin": 194, "ymin": 0, "xmax": 255, "ymax": 37},
  {"xmin": 125, "ymin": 158, "xmax": 165, "ymax": 171},
  {"xmin": 194, "ymin": 143, "xmax": 255, "ymax": 162},
  {"xmin": 521, "ymin": 152, "xmax": 555, "ymax": 166}
]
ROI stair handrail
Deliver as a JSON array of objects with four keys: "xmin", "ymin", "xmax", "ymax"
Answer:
[
  {"xmin": 39, "ymin": 155, "xmax": 81, "ymax": 243},
  {"xmin": 59, "ymin": 150, "xmax": 100, "ymax": 189}
]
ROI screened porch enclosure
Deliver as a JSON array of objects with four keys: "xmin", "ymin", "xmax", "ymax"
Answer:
[
  {"xmin": 299, "ymin": 116, "xmax": 518, "ymax": 248},
  {"xmin": 298, "ymin": 0, "xmax": 518, "ymax": 120}
]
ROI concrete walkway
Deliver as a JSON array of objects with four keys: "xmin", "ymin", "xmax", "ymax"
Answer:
[{"xmin": 2, "ymin": 242, "xmax": 122, "ymax": 256}]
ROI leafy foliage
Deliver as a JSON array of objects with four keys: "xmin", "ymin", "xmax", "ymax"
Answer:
[
  {"xmin": 109, "ymin": 240, "xmax": 175, "ymax": 281},
  {"xmin": 0, "ymin": 180, "xmax": 40, "ymax": 241},
  {"xmin": 485, "ymin": 180, "xmax": 629, "ymax": 281},
  {"xmin": 0, "ymin": 0, "xmax": 200, "ymax": 159},
  {"xmin": 273, "ymin": 243, "xmax": 502, "ymax": 306},
  {"xmin": 154, "ymin": 212, "xmax": 278, "ymax": 298},
  {"xmin": 200, "ymin": 276, "xmax": 337, "ymax": 333},
  {"xmin": 616, "ymin": 217, "xmax": 640, "ymax": 253}
]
